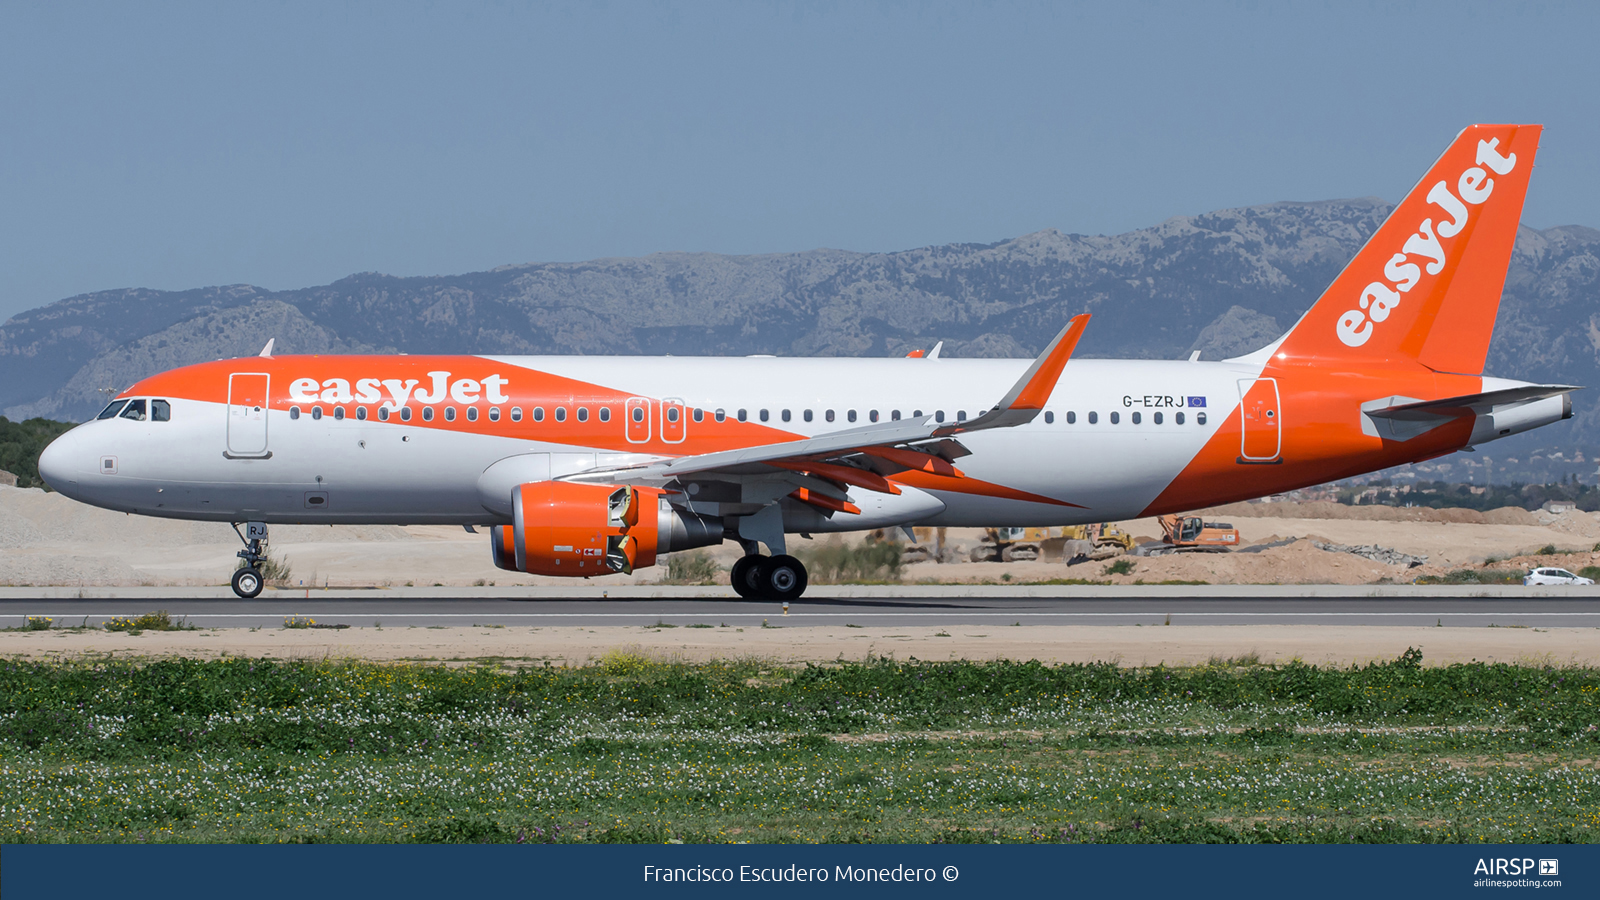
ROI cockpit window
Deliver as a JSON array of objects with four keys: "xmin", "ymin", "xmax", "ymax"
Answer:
[
  {"xmin": 151, "ymin": 399, "xmax": 171, "ymax": 422},
  {"xmin": 119, "ymin": 399, "xmax": 148, "ymax": 421},
  {"xmin": 97, "ymin": 400, "xmax": 130, "ymax": 420}
]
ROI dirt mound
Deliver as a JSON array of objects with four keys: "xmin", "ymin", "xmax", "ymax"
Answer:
[
  {"xmin": 1201, "ymin": 500, "xmax": 1536, "ymax": 526},
  {"xmin": 1103, "ymin": 538, "xmax": 1398, "ymax": 585}
]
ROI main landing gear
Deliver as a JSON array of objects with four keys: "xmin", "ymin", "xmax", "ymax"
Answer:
[
  {"xmin": 730, "ymin": 553, "xmax": 808, "ymax": 602},
  {"xmin": 230, "ymin": 521, "xmax": 268, "ymax": 599}
]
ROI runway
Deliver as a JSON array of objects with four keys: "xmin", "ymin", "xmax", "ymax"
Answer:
[{"xmin": 4, "ymin": 595, "xmax": 1599, "ymax": 628}]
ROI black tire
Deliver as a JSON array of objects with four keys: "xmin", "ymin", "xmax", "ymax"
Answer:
[
  {"xmin": 730, "ymin": 555, "xmax": 761, "ymax": 599},
  {"xmin": 232, "ymin": 567, "xmax": 264, "ymax": 599},
  {"xmin": 756, "ymin": 555, "xmax": 808, "ymax": 601}
]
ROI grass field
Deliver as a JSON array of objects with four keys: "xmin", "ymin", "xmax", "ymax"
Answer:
[{"xmin": 0, "ymin": 650, "xmax": 1596, "ymax": 844}]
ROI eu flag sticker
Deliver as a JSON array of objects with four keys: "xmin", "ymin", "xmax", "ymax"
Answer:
[{"xmin": 1186, "ymin": 396, "xmax": 1206, "ymax": 408}]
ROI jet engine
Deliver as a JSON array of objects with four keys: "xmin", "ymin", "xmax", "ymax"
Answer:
[{"xmin": 489, "ymin": 481, "xmax": 721, "ymax": 576}]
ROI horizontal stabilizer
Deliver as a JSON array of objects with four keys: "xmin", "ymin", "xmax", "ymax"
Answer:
[{"xmin": 1365, "ymin": 384, "xmax": 1580, "ymax": 421}]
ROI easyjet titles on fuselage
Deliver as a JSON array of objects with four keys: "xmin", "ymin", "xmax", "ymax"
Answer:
[{"xmin": 288, "ymin": 371, "xmax": 512, "ymax": 411}]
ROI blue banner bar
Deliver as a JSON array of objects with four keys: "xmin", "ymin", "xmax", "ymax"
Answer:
[{"xmin": 3, "ymin": 844, "xmax": 1593, "ymax": 899}]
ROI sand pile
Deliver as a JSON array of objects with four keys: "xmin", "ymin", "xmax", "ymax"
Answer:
[{"xmin": 1202, "ymin": 500, "xmax": 1538, "ymax": 525}]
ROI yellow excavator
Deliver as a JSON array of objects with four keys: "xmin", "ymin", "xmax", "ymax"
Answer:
[{"xmin": 968, "ymin": 524, "xmax": 1134, "ymax": 562}]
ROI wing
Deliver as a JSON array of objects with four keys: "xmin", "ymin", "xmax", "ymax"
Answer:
[{"xmin": 566, "ymin": 314, "xmax": 1091, "ymax": 516}]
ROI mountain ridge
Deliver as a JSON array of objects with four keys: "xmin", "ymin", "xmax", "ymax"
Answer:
[{"xmin": 4, "ymin": 197, "xmax": 1597, "ymax": 456}]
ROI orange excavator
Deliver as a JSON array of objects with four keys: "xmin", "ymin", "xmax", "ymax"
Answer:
[{"xmin": 1133, "ymin": 514, "xmax": 1241, "ymax": 556}]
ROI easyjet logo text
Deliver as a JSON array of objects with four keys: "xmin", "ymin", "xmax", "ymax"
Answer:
[
  {"xmin": 1336, "ymin": 138, "xmax": 1517, "ymax": 348},
  {"xmin": 288, "ymin": 372, "xmax": 510, "ymax": 410}
]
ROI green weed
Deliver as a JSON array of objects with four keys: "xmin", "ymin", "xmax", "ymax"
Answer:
[
  {"xmin": 103, "ymin": 611, "xmax": 190, "ymax": 633},
  {"xmin": 660, "ymin": 552, "xmax": 721, "ymax": 585},
  {"xmin": 797, "ymin": 539, "xmax": 903, "ymax": 584}
]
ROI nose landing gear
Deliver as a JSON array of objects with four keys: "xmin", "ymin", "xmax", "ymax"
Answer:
[
  {"xmin": 730, "ymin": 552, "xmax": 808, "ymax": 602},
  {"xmin": 230, "ymin": 521, "xmax": 269, "ymax": 599}
]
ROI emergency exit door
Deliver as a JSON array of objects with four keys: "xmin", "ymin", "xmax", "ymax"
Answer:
[{"xmin": 1237, "ymin": 378, "xmax": 1281, "ymax": 462}]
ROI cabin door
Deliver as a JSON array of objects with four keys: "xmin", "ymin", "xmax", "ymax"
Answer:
[
  {"xmin": 1237, "ymin": 378, "xmax": 1281, "ymax": 462},
  {"xmin": 227, "ymin": 373, "xmax": 271, "ymax": 458}
]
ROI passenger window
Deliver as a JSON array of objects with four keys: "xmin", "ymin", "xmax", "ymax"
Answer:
[
  {"xmin": 782, "ymin": 409, "xmax": 791, "ymax": 422},
  {"xmin": 357, "ymin": 407, "xmax": 369, "ymax": 421},
  {"xmin": 759, "ymin": 409, "xmax": 769, "ymax": 422},
  {"xmin": 869, "ymin": 410, "xmax": 879, "ymax": 422},
  {"xmin": 420, "ymin": 407, "xmax": 431, "ymax": 422},
  {"xmin": 1153, "ymin": 412, "xmax": 1162, "ymax": 425},
  {"xmin": 466, "ymin": 407, "xmax": 478, "ymax": 422},
  {"xmin": 825, "ymin": 410, "xmax": 835, "ymax": 423},
  {"xmin": 1088, "ymin": 411, "xmax": 1098, "ymax": 424},
  {"xmin": 666, "ymin": 407, "xmax": 678, "ymax": 423},
  {"xmin": 98, "ymin": 400, "xmax": 130, "ymax": 420},
  {"xmin": 1131, "ymin": 412, "xmax": 1140, "ymax": 424},
  {"xmin": 378, "ymin": 407, "xmax": 390, "ymax": 421},
  {"xmin": 737, "ymin": 409, "xmax": 747, "ymax": 422},
  {"xmin": 1197, "ymin": 412, "xmax": 1207, "ymax": 426},
  {"xmin": 847, "ymin": 410, "xmax": 857, "ymax": 423},
  {"xmin": 715, "ymin": 409, "xmax": 726, "ymax": 422},
  {"xmin": 444, "ymin": 407, "xmax": 456, "ymax": 422},
  {"xmin": 1044, "ymin": 411, "xmax": 1054, "ymax": 424},
  {"xmin": 1110, "ymin": 412, "xmax": 1120, "ymax": 424},
  {"xmin": 956, "ymin": 410, "xmax": 967, "ymax": 422},
  {"xmin": 533, "ymin": 407, "xmax": 545, "ymax": 422},
  {"xmin": 913, "ymin": 410, "xmax": 923, "ymax": 418},
  {"xmin": 333, "ymin": 407, "xmax": 345, "ymax": 421},
  {"xmin": 576, "ymin": 407, "xmax": 588, "ymax": 423},
  {"xmin": 290, "ymin": 406, "xmax": 301, "ymax": 421},
  {"xmin": 511, "ymin": 407, "xmax": 523, "ymax": 422},
  {"xmin": 401, "ymin": 407, "xmax": 413, "ymax": 422},
  {"xmin": 804, "ymin": 410, "xmax": 813, "ymax": 422},
  {"xmin": 891, "ymin": 410, "xmax": 901, "ymax": 421},
  {"xmin": 1066, "ymin": 411, "xmax": 1076, "ymax": 424},
  {"xmin": 489, "ymin": 407, "xmax": 500, "ymax": 422},
  {"xmin": 120, "ymin": 399, "xmax": 147, "ymax": 421},
  {"xmin": 554, "ymin": 407, "xmax": 567, "ymax": 423},
  {"xmin": 631, "ymin": 406, "xmax": 644, "ymax": 423},
  {"xmin": 599, "ymin": 407, "xmax": 611, "ymax": 423},
  {"xmin": 151, "ymin": 399, "xmax": 171, "ymax": 421},
  {"xmin": 692, "ymin": 408, "xmax": 704, "ymax": 423},
  {"xmin": 935, "ymin": 411, "xmax": 945, "ymax": 423},
  {"xmin": 1175, "ymin": 411, "xmax": 1184, "ymax": 425}
]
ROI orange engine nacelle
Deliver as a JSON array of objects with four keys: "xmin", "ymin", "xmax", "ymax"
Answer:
[{"xmin": 489, "ymin": 481, "xmax": 660, "ymax": 576}]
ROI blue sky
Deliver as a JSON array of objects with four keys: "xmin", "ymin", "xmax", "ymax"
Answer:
[{"xmin": 2, "ymin": 1, "xmax": 1596, "ymax": 321}]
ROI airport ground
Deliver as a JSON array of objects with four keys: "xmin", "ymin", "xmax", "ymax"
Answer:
[{"xmin": 5, "ymin": 487, "xmax": 1599, "ymax": 844}]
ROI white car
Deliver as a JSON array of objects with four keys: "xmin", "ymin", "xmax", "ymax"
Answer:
[{"xmin": 1523, "ymin": 567, "xmax": 1595, "ymax": 586}]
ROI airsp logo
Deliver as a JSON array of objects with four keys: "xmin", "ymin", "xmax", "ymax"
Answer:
[
  {"xmin": 1336, "ymin": 138, "xmax": 1518, "ymax": 348},
  {"xmin": 1474, "ymin": 858, "xmax": 1545, "ymax": 876}
]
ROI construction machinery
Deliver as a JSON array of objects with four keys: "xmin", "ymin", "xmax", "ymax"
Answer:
[
  {"xmin": 968, "ymin": 524, "xmax": 1134, "ymax": 563},
  {"xmin": 1133, "ymin": 514, "xmax": 1241, "ymax": 556},
  {"xmin": 1060, "ymin": 523, "xmax": 1136, "ymax": 561}
]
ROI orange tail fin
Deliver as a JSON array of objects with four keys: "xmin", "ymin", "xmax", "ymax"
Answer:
[{"xmin": 1274, "ymin": 124, "xmax": 1541, "ymax": 374}]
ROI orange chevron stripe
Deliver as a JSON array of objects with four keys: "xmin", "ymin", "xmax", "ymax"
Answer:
[{"xmin": 892, "ymin": 470, "xmax": 1084, "ymax": 508}]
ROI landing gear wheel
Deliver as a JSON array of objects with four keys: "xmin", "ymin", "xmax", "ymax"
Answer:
[
  {"xmin": 232, "ymin": 567, "xmax": 264, "ymax": 599},
  {"xmin": 730, "ymin": 555, "xmax": 761, "ymax": 599},
  {"xmin": 756, "ymin": 555, "xmax": 808, "ymax": 602}
]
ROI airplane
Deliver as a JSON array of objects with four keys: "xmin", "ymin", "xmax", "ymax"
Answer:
[{"xmin": 38, "ymin": 124, "xmax": 1574, "ymax": 600}]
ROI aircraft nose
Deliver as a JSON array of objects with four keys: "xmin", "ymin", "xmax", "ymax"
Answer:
[{"xmin": 37, "ymin": 429, "xmax": 85, "ymax": 492}]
